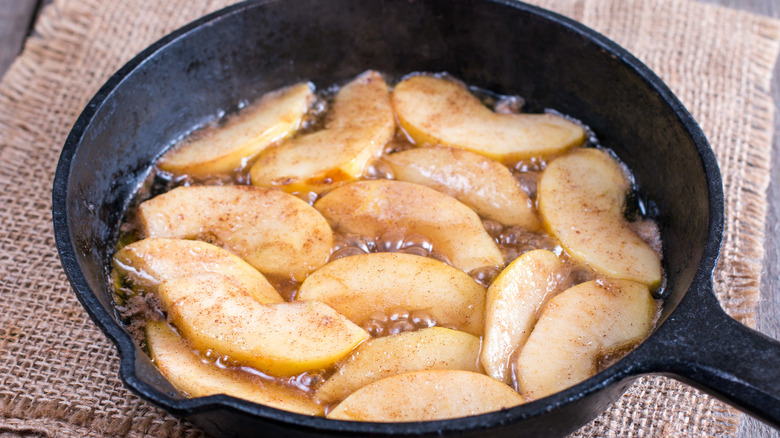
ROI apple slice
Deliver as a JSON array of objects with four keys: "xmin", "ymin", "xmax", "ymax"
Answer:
[
  {"xmin": 327, "ymin": 370, "xmax": 524, "ymax": 421},
  {"xmin": 392, "ymin": 75, "xmax": 585, "ymax": 161},
  {"xmin": 538, "ymin": 148, "xmax": 662, "ymax": 287},
  {"xmin": 138, "ymin": 185, "xmax": 333, "ymax": 281},
  {"xmin": 384, "ymin": 147, "xmax": 540, "ymax": 229},
  {"xmin": 250, "ymin": 70, "xmax": 394, "ymax": 194},
  {"xmin": 113, "ymin": 238, "xmax": 283, "ymax": 304},
  {"xmin": 481, "ymin": 250, "xmax": 565, "ymax": 383},
  {"xmin": 297, "ymin": 252, "xmax": 486, "ymax": 336},
  {"xmin": 515, "ymin": 279, "xmax": 656, "ymax": 400},
  {"xmin": 146, "ymin": 320, "xmax": 324, "ymax": 416},
  {"xmin": 316, "ymin": 327, "xmax": 481, "ymax": 404},
  {"xmin": 314, "ymin": 180, "xmax": 503, "ymax": 273},
  {"xmin": 157, "ymin": 82, "xmax": 315, "ymax": 176},
  {"xmin": 157, "ymin": 273, "xmax": 368, "ymax": 376}
]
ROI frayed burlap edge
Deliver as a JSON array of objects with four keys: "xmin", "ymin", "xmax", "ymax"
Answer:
[{"xmin": 710, "ymin": 9, "xmax": 780, "ymax": 329}]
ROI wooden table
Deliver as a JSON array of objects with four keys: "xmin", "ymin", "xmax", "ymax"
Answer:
[{"xmin": 0, "ymin": 0, "xmax": 777, "ymax": 437}]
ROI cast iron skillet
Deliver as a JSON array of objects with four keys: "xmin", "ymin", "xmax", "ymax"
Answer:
[{"xmin": 52, "ymin": 0, "xmax": 780, "ymax": 436}]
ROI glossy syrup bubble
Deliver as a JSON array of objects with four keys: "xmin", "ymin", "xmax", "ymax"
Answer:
[
  {"xmin": 377, "ymin": 230, "xmax": 406, "ymax": 252},
  {"xmin": 402, "ymin": 234, "xmax": 433, "ymax": 252},
  {"xmin": 513, "ymin": 156, "xmax": 546, "ymax": 173},
  {"xmin": 469, "ymin": 266, "xmax": 502, "ymax": 288},
  {"xmin": 410, "ymin": 310, "xmax": 436, "ymax": 329},
  {"xmin": 293, "ymin": 191, "xmax": 318, "ymax": 205},
  {"xmin": 359, "ymin": 308, "xmax": 440, "ymax": 338},
  {"xmin": 383, "ymin": 140, "xmax": 415, "ymax": 155},
  {"xmin": 513, "ymin": 172, "xmax": 539, "ymax": 199},
  {"xmin": 333, "ymin": 234, "xmax": 374, "ymax": 253},
  {"xmin": 399, "ymin": 246, "xmax": 428, "ymax": 257},
  {"xmin": 388, "ymin": 307, "xmax": 410, "ymax": 322},
  {"xmin": 294, "ymin": 370, "xmax": 326, "ymax": 389},
  {"xmin": 364, "ymin": 159, "xmax": 395, "ymax": 180},
  {"xmin": 563, "ymin": 265, "xmax": 596, "ymax": 289},
  {"xmin": 499, "ymin": 228, "xmax": 519, "ymax": 246},
  {"xmin": 387, "ymin": 320, "xmax": 416, "ymax": 335},
  {"xmin": 482, "ymin": 219, "xmax": 503, "ymax": 239},
  {"xmin": 329, "ymin": 246, "xmax": 367, "ymax": 262},
  {"xmin": 366, "ymin": 311, "xmax": 389, "ymax": 323},
  {"xmin": 501, "ymin": 246, "xmax": 519, "ymax": 264},
  {"xmin": 361, "ymin": 318, "xmax": 386, "ymax": 337},
  {"xmin": 430, "ymin": 252, "xmax": 452, "ymax": 266}
]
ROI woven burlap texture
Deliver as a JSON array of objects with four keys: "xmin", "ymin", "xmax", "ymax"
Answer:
[{"xmin": 0, "ymin": 0, "xmax": 778, "ymax": 436}]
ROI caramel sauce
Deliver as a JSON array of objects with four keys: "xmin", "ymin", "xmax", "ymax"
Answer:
[{"xmin": 112, "ymin": 72, "xmax": 663, "ymax": 415}]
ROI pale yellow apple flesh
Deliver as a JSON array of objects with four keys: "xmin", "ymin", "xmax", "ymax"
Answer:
[
  {"xmin": 384, "ymin": 147, "xmax": 540, "ymax": 229},
  {"xmin": 138, "ymin": 185, "xmax": 333, "ymax": 281},
  {"xmin": 250, "ymin": 70, "xmax": 394, "ymax": 194},
  {"xmin": 538, "ymin": 148, "xmax": 662, "ymax": 288},
  {"xmin": 297, "ymin": 252, "xmax": 486, "ymax": 336},
  {"xmin": 392, "ymin": 75, "xmax": 585, "ymax": 161},
  {"xmin": 327, "ymin": 370, "xmax": 524, "ymax": 421},
  {"xmin": 156, "ymin": 273, "xmax": 368, "ymax": 376},
  {"xmin": 146, "ymin": 320, "xmax": 324, "ymax": 416},
  {"xmin": 515, "ymin": 279, "xmax": 656, "ymax": 400},
  {"xmin": 313, "ymin": 180, "xmax": 503, "ymax": 273},
  {"xmin": 315, "ymin": 327, "xmax": 481, "ymax": 404},
  {"xmin": 113, "ymin": 238, "xmax": 283, "ymax": 304},
  {"xmin": 481, "ymin": 249, "xmax": 565, "ymax": 384},
  {"xmin": 157, "ymin": 83, "xmax": 315, "ymax": 176}
]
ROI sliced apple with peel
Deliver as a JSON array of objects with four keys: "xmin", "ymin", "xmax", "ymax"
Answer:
[
  {"xmin": 314, "ymin": 180, "xmax": 503, "ymax": 273},
  {"xmin": 157, "ymin": 82, "xmax": 315, "ymax": 176},
  {"xmin": 538, "ymin": 148, "xmax": 662, "ymax": 287},
  {"xmin": 250, "ymin": 70, "xmax": 394, "ymax": 194},
  {"xmin": 515, "ymin": 279, "xmax": 656, "ymax": 400},
  {"xmin": 384, "ymin": 147, "xmax": 540, "ymax": 229},
  {"xmin": 113, "ymin": 238, "xmax": 282, "ymax": 304},
  {"xmin": 297, "ymin": 252, "xmax": 486, "ymax": 336},
  {"xmin": 481, "ymin": 249, "xmax": 565, "ymax": 384},
  {"xmin": 392, "ymin": 75, "xmax": 585, "ymax": 161},
  {"xmin": 138, "ymin": 185, "xmax": 333, "ymax": 281},
  {"xmin": 327, "ymin": 370, "xmax": 524, "ymax": 421},
  {"xmin": 316, "ymin": 327, "xmax": 481, "ymax": 404},
  {"xmin": 157, "ymin": 273, "xmax": 368, "ymax": 376},
  {"xmin": 146, "ymin": 320, "xmax": 324, "ymax": 416}
]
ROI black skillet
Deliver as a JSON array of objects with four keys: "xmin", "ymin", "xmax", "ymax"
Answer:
[{"xmin": 52, "ymin": 0, "xmax": 780, "ymax": 436}]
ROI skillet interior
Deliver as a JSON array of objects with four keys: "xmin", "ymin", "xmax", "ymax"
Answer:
[{"xmin": 53, "ymin": 0, "xmax": 720, "ymax": 436}]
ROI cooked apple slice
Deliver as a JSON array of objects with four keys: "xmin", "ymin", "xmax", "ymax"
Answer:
[
  {"xmin": 316, "ymin": 327, "xmax": 480, "ymax": 403},
  {"xmin": 157, "ymin": 82, "xmax": 315, "ymax": 176},
  {"xmin": 384, "ymin": 147, "xmax": 540, "ymax": 229},
  {"xmin": 138, "ymin": 185, "xmax": 333, "ymax": 281},
  {"xmin": 297, "ymin": 252, "xmax": 486, "ymax": 336},
  {"xmin": 327, "ymin": 370, "xmax": 524, "ymax": 421},
  {"xmin": 538, "ymin": 148, "xmax": 662, "ymax": 287},
  {"xmin": 146, "ymin": 320, "xmax": 324, "ymax": 416},
  {"xmin": 250, "ymin": 70, "xmax": 394, "ymax": 194},
  {"xmin": 392, "ymin": 75, "xmax": 585, "ymax": 161},
  {"xmin": 515, "ymin": 279, "xmax": 656, "ymax": 400},
  {"xmin": 157, "ymin": 273, "xmax": 368, "ymax": 376},
  {"xmin": 113, "ymin": 238, "xmax": 283, "ymax": 304},
  {"xmin": 481, "ymin": 250, "xmax": 565, "ymax": 383},
  {"xmin": 314, "ymin": 180, "xmax": 503, "ymax": 273}
]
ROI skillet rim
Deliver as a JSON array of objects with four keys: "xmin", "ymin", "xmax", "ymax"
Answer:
[{"xmin": 52, "ymin": 0, "xmax": 725, "ymax": 434}]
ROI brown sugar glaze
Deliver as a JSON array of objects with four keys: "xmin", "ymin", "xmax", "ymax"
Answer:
[{"xmin": 111, "ymin": 74, "xmax": 664, "ymax": 414}]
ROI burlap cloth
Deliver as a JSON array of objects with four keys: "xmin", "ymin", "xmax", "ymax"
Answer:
[{"xmin": 0, "ymin": 0, "xmax": 778, "ymax": 436}]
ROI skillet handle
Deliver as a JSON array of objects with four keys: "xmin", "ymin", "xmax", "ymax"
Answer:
[{"xmin": 634, "ymin": 279, "xmax": 780, "ymax": 428}]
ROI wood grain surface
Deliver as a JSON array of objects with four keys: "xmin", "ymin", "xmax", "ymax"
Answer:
[
  {"xmin": 0, "ymin": 0, "xmax": 777, "ymax": 436},
  {"xmin": 0, "ymin": 0, "xmax": 39, "ymax": 80}
]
